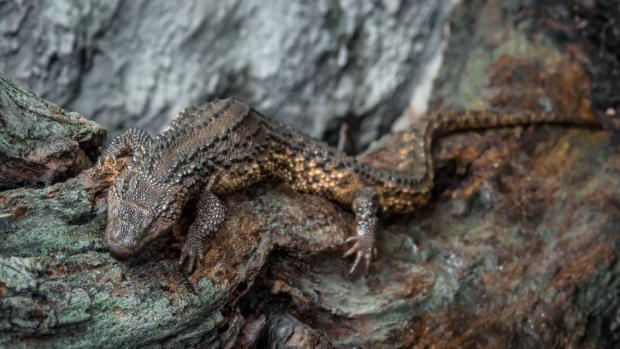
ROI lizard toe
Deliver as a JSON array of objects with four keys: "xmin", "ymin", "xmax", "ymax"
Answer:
[
  {"xmin": 179, "ymin": 241, "xmax": 205, "ymax": 275},
  {"xmin": 343, "ymin": 235, "xmax": 375, "ymax": 275}
]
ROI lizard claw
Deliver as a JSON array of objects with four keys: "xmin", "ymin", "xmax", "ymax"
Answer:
[
  {"xmin": 96, "ymin": 153, "xmax": 117, "ymax": 167},
  {"xmin": 179, "ymin": 239, "xmax": 205, "ymax": 275},
  {"xmin": 343, "ymin": 234, "xmax": 376, "ymax": 275}
]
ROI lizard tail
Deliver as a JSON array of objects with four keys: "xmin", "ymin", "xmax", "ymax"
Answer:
[
  {"xmin": 398, "ymin": 109, "xmax": 601, "ymax": 189},
  {"xmin": 428, "ymin": 109, "xmax": 600, "ymax": 137}
]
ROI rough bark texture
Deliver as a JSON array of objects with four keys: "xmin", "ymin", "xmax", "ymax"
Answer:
[
  {"xmin": 572, "ymin": 0, "xmax": 620, "ymax": 123},
  {"xmin": 0, "ymin": 0, "xmax": 451, "ymax": 150},
  {"xmin": 1, "ymin": 1, "xmax": 620, "ymax": 348},
  {"xmin": 0, "ymin": 72, "xmax": 105, "ymax": 190}
]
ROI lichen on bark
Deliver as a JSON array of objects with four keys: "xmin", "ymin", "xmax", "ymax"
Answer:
[{"xmin": 0, "ymin": 71, "xmax": 105, "ymax": 190}]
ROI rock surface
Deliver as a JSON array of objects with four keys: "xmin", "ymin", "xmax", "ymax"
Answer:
[
  {"xmin": 1, "ymin": 0, "xmax": 619, "ymax": 348},
  {"xmin": 0, "ymin": 0, "xmax": 452, "ymax": 150}
]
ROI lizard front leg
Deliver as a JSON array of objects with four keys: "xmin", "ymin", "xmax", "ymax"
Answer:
[
  {"xmin": 344, "ymin": 187, "xmax": 379, "ymax": 274},
  {"xmin": 179, "ymin": 189, "xmax": 227, "ymax": 274},
  {"xmin": 99, "ymin": 128, "xmax": 153, "ymax": 163}
]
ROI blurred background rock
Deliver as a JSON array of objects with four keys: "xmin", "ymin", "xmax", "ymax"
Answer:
[{"xmin": 0, "ymin": 0, "xmax": 453, "ymax": 151}]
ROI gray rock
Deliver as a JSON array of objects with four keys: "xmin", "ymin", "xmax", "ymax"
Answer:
[{"xmin": 0, "ymin": 0, "xmax": 451, "ymax": 149}]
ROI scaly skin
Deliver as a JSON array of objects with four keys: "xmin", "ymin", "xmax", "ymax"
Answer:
[{"xmin": 102, "ymin": 98, "xmax": 600, "ymax": 274}]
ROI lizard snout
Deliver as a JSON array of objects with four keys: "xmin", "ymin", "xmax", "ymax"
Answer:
[{"xmin": 105, "ymin": 234, "xmax": 136, "ymax": 260}]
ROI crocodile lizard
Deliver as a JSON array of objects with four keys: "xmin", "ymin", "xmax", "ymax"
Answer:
[{"xmin": 101, "ymin": 98, "xmax": 599, "ymax": 274}]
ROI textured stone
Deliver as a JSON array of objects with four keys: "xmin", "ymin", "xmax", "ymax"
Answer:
[{"xmin": 0, "ymin": 0, "xmax": 452, "ymax": 150}]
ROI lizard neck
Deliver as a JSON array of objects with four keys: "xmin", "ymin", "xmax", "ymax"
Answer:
[{"xmin": 143, "ymin": 99, "xmax": 252, "ymax": 186}]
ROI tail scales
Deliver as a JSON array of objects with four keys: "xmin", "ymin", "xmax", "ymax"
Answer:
[
  {"xmin": 393, "ymin": 109, "xmax": 600, "ymax": 189},
  {"xmin": 428, "ymin": 109, "xmax": 599, "ymax": 137}
]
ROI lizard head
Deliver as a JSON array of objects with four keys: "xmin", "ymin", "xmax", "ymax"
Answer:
[{"xmin": 105, "ymin": 168, "xmax": 183, "ymax": 259}]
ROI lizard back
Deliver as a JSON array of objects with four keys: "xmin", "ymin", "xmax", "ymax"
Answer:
[{"xmin": 142, "ymin": 99, "xmax": 599, "ymax": 214}]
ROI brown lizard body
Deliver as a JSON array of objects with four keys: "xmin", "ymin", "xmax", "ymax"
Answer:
[{"xmin": 102, "ymin": 98, "xmax": 599, "ymax": 273}]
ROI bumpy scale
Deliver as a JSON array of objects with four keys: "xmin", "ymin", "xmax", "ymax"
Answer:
[{"xmin": 102, "ymin": 98, "xmax": 600, "ymax": 274}]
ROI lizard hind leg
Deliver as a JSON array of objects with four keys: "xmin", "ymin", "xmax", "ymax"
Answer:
[
  {"xmin": 99, "ymin": 128, "xmax": 153, "ymax": 164},
  {"xmin": 344, "ymin": 186, "xmax": 379, "ymax": 274},
  {"xmin": 179, "ymin": 189, "xmax": 227, "ymax": 274}
]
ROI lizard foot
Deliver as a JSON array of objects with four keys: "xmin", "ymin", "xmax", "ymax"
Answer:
[
  {"xmin": 179, "ymin": 239, "xmax": 205, "ymax": 275},
  {"xmin": 345, "ymin": 187, "xmax": 379, "ymax": 275},
  {"xmin": 96, "ymin": 149, "xmax": 114, "ymax": 166},
  {"xmin": 343, "ymin": 234, "xmax": 377, "ymax": 275},
  {"xmin": 96, "ymin": 154, "xmax": 117, "ymax": 167}
]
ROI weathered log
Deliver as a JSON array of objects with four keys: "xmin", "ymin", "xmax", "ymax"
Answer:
[
  {"xmin": 0, "ymin": 72, "xmax": 105, "ymax": 190},
  {"xmin": 1, "ymin": 82, "xmax": 618, "ymax": 348}
]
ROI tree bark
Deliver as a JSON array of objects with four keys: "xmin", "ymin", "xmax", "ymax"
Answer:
[{"xmin": 0, "ymin": 72, "xmax": 105, "ymax": 190}]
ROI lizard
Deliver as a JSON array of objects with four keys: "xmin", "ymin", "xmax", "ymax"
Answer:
[{"xmin": 101, "ymin": 98, "xmax": 600, "ymax": 274}]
